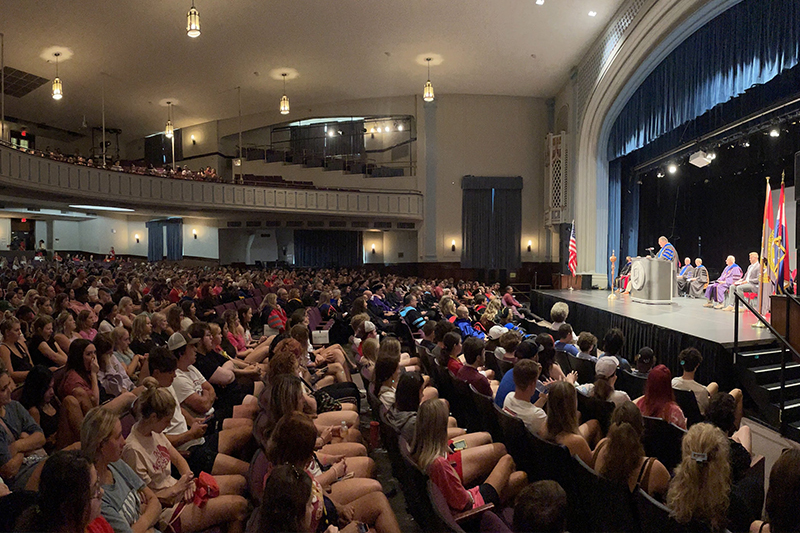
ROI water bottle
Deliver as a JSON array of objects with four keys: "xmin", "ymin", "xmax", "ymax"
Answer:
[{"xmin": 340, "ymin": 419, "xmax": 348, "ymax": 438}]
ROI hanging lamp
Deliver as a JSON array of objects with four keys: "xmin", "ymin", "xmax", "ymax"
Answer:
[
  {"xmin": 52, "ymin": 53, "xmax": 63, "ymax": 100},
  {"xmin": 280, "ymin": 73, "xmax": 290, "ymax": 115},
  {"xmin": 165, "ymin": 102, "xmax": 174, "ymax": 139},
  {"xmin": 187, "ymin": 1, "xmax": 201, "ymax": 38},
  {"xmin": 423, "ymin": 58, "xmax": 434, "ymax": 102}
]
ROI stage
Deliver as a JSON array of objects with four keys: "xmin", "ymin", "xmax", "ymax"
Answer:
[{"xmin": 530, "ymin": 289, "xmax": 775, "ymax": 390}]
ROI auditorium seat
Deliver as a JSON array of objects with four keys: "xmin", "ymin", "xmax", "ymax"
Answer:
[
  {"xmin": 495, "ymin": 408, "xmax": 530, "ymax": 471},
  {"xmin": 470, "ymin": 384, "xmax": 504, "ymax": 443},
  {"xmin": 617, "ymin": 369, "xmax": 648, "ymax": 399},
  {"xmin": 642, "ymin": 416, "xmax": 686, "ymax": 474},
  {"xmin": 428, "ymin": 479, "xmax": 495, "ymax": 533},
  {"xmin": 451, "ymin": 377, "xmax": 480, "ymax": 433},
  {"xmin": 574, "ymin": 457, "xmax": 639, "ymax": 533},
  {"xmin": 569, "ymin": 355, "xmax": 596, "ymax": 384},
  {"xmin": 672, "ymin": 388, "xmax": 704, "ymax": 427},
  {"xmin": 483, "ymin": 349, "xmax": 501, "ymax": 377},
  {"xmin": 635, "ymin": 488, "xmax": 680, "ymax": 533},
  {"xmin": 555, "ymin": 350, "xmax": 573, "ymax": 374},
  {"xmin": 496, "ymin": 358, "xmax": 514, "ymax": 380},
  {"xmin": 577, "ymin": 392, "xmax": 615, "ymax": 435}
]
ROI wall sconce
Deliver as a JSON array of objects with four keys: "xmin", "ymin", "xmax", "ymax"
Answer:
[
  {"xmin": 451, "ymin": 240, "xmax": 456, "ymax": 252},
  {"xmin": 191, "ymin": 134, "xmax": 196, "ymax": 145},
  {"xmin": 192, "ymin": 229, "xmax": 198, "ymax": 239},
  {"xmin": 134, "ymin": 234, "xmax": 140, "ymax": 243},
  {"xmin": 527, "ymin": 240, "xmax": 532, "ymax": 252},
  {"xmin": 371, "ymin": 243, "xmax": 376, "ymax": 254}
]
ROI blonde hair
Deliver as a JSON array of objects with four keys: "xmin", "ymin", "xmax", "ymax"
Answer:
[
  {"xmin": 412, "ymin": 399, "xmax": 450, "ymax": 471},
  {"xmin": 483, "ymin": 299, "xmax": 502, "ymax": 322},
  {"xmin": 135, "ymin": 377, "xmax": 176, "ymax": 421},
  {"xmin": 667, "ymin": 423, "xmax": 731, "ymax": 530},
  {"xmin": 361, "ymin": 337, "xmax": 380, "ymax": 363},
  {"xmin": 151, "ymin": 312, "xmax": 167, "ymax": 330},
  {"xmin": 439, "ymin": 297, "xmax": 456, "ymax": 317},
  {"xmin": 378, "ymin": 337, "xmax": 402, "ymax": 359},
  {"xmin": 118, "ymin": 296, "xmax": 133, "ymax": 314},
  {"xmin": 208, "ymin": 322, "xmax": 221, "ymax": 337},
  {"xmin": 81, "ymin": 407, "xmax": 118, "ymax": 463},
  {"xmin": 349, "ymin": 313, "xmax": 369, "ymax": 335},
  {"xmin": 111, "ymin": 326, "xmax": 129, "ymax": 349},
  {"xmin": 550, "ymin": 302, "xmax": 569, "ymax": 323},
  {"xmin": 131, "ymin": 313, "xmax": 150, "ymax": 342}
]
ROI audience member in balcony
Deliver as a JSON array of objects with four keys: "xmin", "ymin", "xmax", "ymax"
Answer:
[
  {"xmin": 633, "ymin": 346, "xmax": 656, "ymax": 376},
  {"xmin": 76, "ymin": 309, "xmax": 98, "ymax": 341},
  {"xmin": 593, "ymin": 401, "xmax": 670, "ymax": 498},
  {"xmin": 27, "ymin": 315, "xmax": 67, "ymax": 368},
  {"xmin": 53, "ymin": 310, "xmax": 81, "ymax": 355},
  {"xmin": 667, "ymin": 423, "xmax": 754, "ymax": 533},
  {"xmin": 0, "ymin": 316, "xmax": 34, "ymax": 384},
  {"xmin": 750, "ymin": 448, "xmax": 800, "ymax": 533},
  {"xmin": 412, "ymin": 398, "xmax": 527, "ymax": 514},
  {"xmin": 577, "ymin": 356, "xmax": 631, "ymax": 407},
  {"xmin": 502, "ymin": 359, "xmax": 548, "ymax": 434},
  {"xmin": 20, "ymin": 365, "xmax": 82, "ymax": 452},
  {"xmin": 549, "ymin": 301, "xmax": 570, "ymax": 331},
  {"xmin": 634, "ymin": 365, "xmax": 687, "ymax": 429},
  {"xmin": 554, "ymin": 324, "xmax": 579, "ymax": 355},
  {"xmin": 542, "ymin": 381, "xmax": 599, "ymax": 466},
  {"xmin": 513, "ymin": 480, "xmax": 569, "ymax": 533}
]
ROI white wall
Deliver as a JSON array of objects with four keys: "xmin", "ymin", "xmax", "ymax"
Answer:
[
  {"xmin": 382, "ymin": 231, "xmax": 417, "ymax": 264},
  {"xmin": 183, "ymin": 219, "xmax": 219, "ymax": 259},
  {"xmin": 34, "ymin": 221, "xmax": 48, "ymax": 248},
  {"xmin": 53, "ymin": 220, "xmax": 81, "ymax": 251},
  {"xmin": 0, "ymin": 219, "xmax": 11, "ymax": 250},
  {"xmin": 248, "ymin": 232, "xmax": 278, "ymax": 263},
  {"xmin": 363, "ymin": 232, "xmax": 384, "ymax": 264}
]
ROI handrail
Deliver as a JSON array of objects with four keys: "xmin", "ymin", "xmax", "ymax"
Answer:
[{"xmin": 733, "ymin": 291, "xmax": 800, "ymax": 435}]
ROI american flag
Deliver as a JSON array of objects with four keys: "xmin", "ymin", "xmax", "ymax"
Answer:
[{"xmin": 568, "ymin": 220, "xmax": 577, "ymax": 276}]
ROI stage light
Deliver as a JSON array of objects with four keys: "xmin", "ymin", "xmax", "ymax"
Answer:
[
  {"xmin": 536, "ymin": 0, "xmax": 544, "ymax": 4},
  {"xmin": 770, "ymin": 128, "xmax": 780, "ymax": 137},
  {"xmin": 667, "ymin": 163, "xmax": 677, "ymax": 174},
  {"xmin": 328, "ymin": 130, "xmax": 335, "ymax": 137},
  {"xmin": 588, "ymin": 11, "xmax": 597, "ymax": 17},
  {"xmin": 527, "ymin": 240, "xmax": 532, "ymax": 252},
  {"xmin": 134, "ymin": 234, "xmax": 140, "ymax": 243},
  {"xmin": 451, "ymin": 239, "xmax": 456, "ymax": 252},
  {"xmin": 377, "ymin": 127, "xmax": 382, "ymax": 133},
  {"xmin": 397, "ymin": 124, "xmax": 403, "ymax": 131},
  {"xmin": 708, "ymin": 152, "xmax": 716, "ymax": 160},
  {"xmin": 741, "ymin": 140, "xmax": 750, "ymax": 147},
  {"xmin": 657, "ymin": 171, "xmax": 665, "ymax": 178}
]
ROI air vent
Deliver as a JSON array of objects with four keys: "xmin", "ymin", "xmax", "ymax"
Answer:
[
  {"xmin": 307, "ymin": 221, "xmax": 324, "ymax": 228},
  {"xmin": 374, "ymin": 221, "xmax": 392, "ymax": 229},
  {"xmin": 351, "ymin": 221, "xmax": 368, "ymax": 228},
  {"xmin": 286, "ymin": 221, "xmax": 303, "ymax": 227},
  {"xmin": 2, "ymin": 67, "xmax": 49, "ymax": 98},
  {"xmin": 328, "ymin": 221, "xmax": 346, "ymax": 228},
  {"xmin": 396, "ymin": 222, "xmax": 415, "ymax": 229},
  {"xmin": 26, "ymin": 207, "xmax": 41, "ymax": 212},
  {"xmin": 227, "ymin": 221, "xmax": 242, "ymax": 228},
  {"xmin": 260, "ymin": 233, "xmax": 271, "ymax": 238},
  {"xmin": 246, "ymin": 221, "xmax": 261, "ymax": 227},
  {"xmin": 264, "ymin": 221, "xmax": 281, "ymax": 227}
]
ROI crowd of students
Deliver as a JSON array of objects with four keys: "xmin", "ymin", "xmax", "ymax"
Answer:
[{"xmin": 0, "ymin": 257, "xmax": 797, "ymax": 532}]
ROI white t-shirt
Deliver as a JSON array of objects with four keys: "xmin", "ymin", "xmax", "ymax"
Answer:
[
  {"xmin": 173, "ymin": 365, "xmax": 214, "ymax": 419},
  {"xmin": 672, "ymin": 376, "xmax": 710, "ymax": 414},
  {"xmin": 503, "ymin": 392, "xmax": 547, "ymax": 435},
  {"xmin": 165, "ymin": 385, "xmax": 204, "ymax": 451}
]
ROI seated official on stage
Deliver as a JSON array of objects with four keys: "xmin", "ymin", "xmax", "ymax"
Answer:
[
  {"xmin": 704, "ymin": 255, "xmax": 743, "ymax": 309},
  {"xmin": 616, "ymin": 256, "xmax": 632, "ymax": 291},
  {"xmin": 723, "ymin": 252, "xmax": 760, "ymax": 312},
  {"xmin": 676, "ymin": 257, "xmax": 694, "ymax": 296},
  {"xmin": 686, "ymin": 258, "xmax": 709, "ymax": 298}
]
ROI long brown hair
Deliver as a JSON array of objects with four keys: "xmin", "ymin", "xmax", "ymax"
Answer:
[{"xmin": 545, "ymin": 381, "xmax": 580, "ymax": 438}]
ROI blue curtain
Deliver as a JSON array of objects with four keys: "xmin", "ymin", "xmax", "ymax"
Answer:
[
  {"xmin": 461, "ymin": 176, "xmax": 523, "ymax": 270},
  {"xmin": 621, "ymin": 173, "xmax": 640, "ymax": 261},
  {"xmin": 146, "ymin": 221, "xmax": 164, "ymax": 262},
  {"xmin": 608, "ymin": 0, "xmax": 800, "ymax": 159},
  {"xmin": 165, "ymin": 220, "xmax": 183, "ymax": 261},
  {"xmin": 295, "ymin": 230, "xmax": 362, "ymax": 267},
  {"xmin": 607, "ymin": 160, "xmax": 622, "ymax": 289}
]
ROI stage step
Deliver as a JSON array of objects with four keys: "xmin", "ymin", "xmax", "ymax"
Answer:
[
  {"xmin": 763, "ymin": 377, "xmax": 800, "ymax": 401},
  {"xmin": 788, "ymin": 421, "xmax": 800, "ymax": 442},
  {"xmin": 764, "ymin": 398, "xmax": 800, "ymax": 428},
  {"xmin": 737, "ymin": 347, "xmax": 784, "ymax": 368},
  {"xmin": 746, "ymin": 362, "xmax": 800, "ymax": 385}
]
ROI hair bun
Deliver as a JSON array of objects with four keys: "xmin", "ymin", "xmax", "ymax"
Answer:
[{"xmin": 141, "ymin": 376, "xmax": 159, "ymax": 390}]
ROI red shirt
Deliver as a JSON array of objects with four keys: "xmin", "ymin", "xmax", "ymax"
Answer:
[
  {"xmin": 447, "ymin": 357, "xmax": 463, "ymax": 375},
  {"xmin": 168, "ymin": 288, "xmax": 181, "ymax": 303},
  {"xmin": 456, "ymin": 365, "xmax": 492, "ymax": 396},
  {"xmin": 87, "ymin": 517, "xmax": 114, "ymax": 533}
]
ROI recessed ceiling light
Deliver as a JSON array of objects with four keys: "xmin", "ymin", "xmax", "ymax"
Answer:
[
  {"xmin": 69, "ymin": 205, "xmax": 135, "ymax": 212},
  {"xmin": 667, "ymin": 163, "xmax": 677, "ymax": 174},
  {"xmin": 536, "ymin": 0, "xmax": 545, "ymax": 5},
  {"xmin": 588, "ymin": 11, "xmax": 598, "ymax": 17}
]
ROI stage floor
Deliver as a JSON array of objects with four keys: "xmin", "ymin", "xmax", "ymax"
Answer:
[{"xmin": 533, "ymin": 289, "xmax": 774, "ymax": 348}]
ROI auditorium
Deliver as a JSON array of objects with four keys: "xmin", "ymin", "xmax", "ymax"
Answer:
[{"xmin": 1, "ymin": 1, "xmax": 800, "ymax": 532}]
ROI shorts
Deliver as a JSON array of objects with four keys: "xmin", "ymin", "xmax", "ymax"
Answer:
[
  {"xmin": 186, "ymin": 431, "xmax": 219, "ymax": 476},
  {"xmin": 478, "ymin": 483, "xmax": 500, "ymax": 508},
  {"xmin": 10, "ymin": 456, "xmax": 45, "ymax": 492}
]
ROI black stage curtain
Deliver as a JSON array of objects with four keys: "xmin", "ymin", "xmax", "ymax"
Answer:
[
  {"xmin": 294, "ymin": 230, "xmax": 362, "ymax": 268},
  {"xmin": 461, "ymin": 176, "xmax": 523, "ymax": 270}
]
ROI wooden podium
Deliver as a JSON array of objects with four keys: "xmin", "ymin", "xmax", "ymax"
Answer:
[
  {"xmin": 553, "ymin": 274, "xmax": 582, "ymax": 290},
  {"xmin": 770, "ymin": 295, "xmax": 800, "ymax": 358}
]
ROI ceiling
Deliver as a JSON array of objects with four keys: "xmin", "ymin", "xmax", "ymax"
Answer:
[{"xmin": 1, "ymin": 0, "xmax": 625, "ymax": 144}]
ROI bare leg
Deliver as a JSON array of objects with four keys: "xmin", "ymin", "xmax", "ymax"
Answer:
[
  {"xmin": 179, "ymin": 494, "xmax": 249, "ymax": 533},
  {"xmin": 222, "ymin": 417, "xmax": 252, "ymax": 430},
  {"xmin": 458, "ymin": 442, "xmax": 507, "ymax": 486},
  {"xmin": 244, "ymin": 342, "xmax": 271, "ymax": 364},
  {"xmin": 316, "ymin": 410, "xmax": 359, "ymax": 428},
  {"xmin": 316, "ymin": 375, "xmax": 336, "ymax": 389},
  {"xmin": 215, "ymin": 474, "xmax": 246, "ymax": 495},
  {"xmin": 579, "ymin": 419, "xmax": 601, "ymax": 448},
  {"xmin": 483, "ymin": 454, "xmax": 527, "ymax": 503},
  {"xmin": 56, "ymin": 395, "xmax": 83, "ymax": 450},
  {"xmin": 706, "ymin": 382, "xmax": 719, "ymax": 396},
  {"xmin": 344, "ymin": 456, "xmax": 375, "ymax": 478},
  {"xmin": 459, "ymin": 432, "xmax": 493, "ymax": 448},
  {"xmin": 211, "ymin": 453, "xmax": 249, "ymax": 476},
  {"xmin": 329, "ymin": 478, "xmax": 383, "ymax": 503},
  {"xmin": 218, "ymin": 425, "xmax": 253, "ymax": 457},
  {"xmin": 349, "ymin": 492, "xmax": 402, "ymax": 533},
  {"xmin": 447, "ymin": 427, "xmax": 467, "ymax": 439},
  {"xmin": 732, "ymin": 424, "xmax": 752, "ymax": 454},
  {"xmin": 730, "ymin": 388, "xmax": 744, "ymax": 428},
  {"xmin": 321, "ymin": 442, "xmax": 367, "ymax": 457},
  {"xmin": 421, "ymin": 386, "xmax": 439, "ymax": 403}
]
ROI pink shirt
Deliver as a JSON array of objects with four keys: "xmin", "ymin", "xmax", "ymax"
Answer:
[{"xmin": 428, "ymin": 456, "xmax": 484, "ymax": 511}]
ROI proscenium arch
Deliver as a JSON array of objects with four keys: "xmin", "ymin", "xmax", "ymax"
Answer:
[{"xmin": 574, "ymin": 0, "xmax": 743, "ymax": 283}]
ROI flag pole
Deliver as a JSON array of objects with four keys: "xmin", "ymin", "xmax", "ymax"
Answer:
[{"xmin": 755, "ymin": 176, "xmax": 771, "ymax": 328}]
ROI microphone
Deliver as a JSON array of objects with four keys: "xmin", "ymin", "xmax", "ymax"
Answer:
[{"xmin": 645, "ymin": 247, "xmax": 654, "ymax": 252}]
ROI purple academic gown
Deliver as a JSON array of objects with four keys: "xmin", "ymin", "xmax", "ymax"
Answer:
[{"xmin": 705, "ymin": 263, "xmax": 743, "ymax": 303}]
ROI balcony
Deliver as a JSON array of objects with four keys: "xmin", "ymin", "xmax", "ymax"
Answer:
[{"xmin": 0, "ymin": 143, "xmax": 423, "ymax": 220}]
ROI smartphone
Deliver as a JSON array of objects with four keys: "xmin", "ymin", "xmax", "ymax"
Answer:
[
  {"xmin": 450, "ymin": 439, "xmax": 467, "ymax": 452},
  {"xmin": 357, "ymin": 522, "xmax": 369, "ymax": 533},
  {"xmin": 340, "ymin": 471, "xmax": 355, "ymax": 480}
]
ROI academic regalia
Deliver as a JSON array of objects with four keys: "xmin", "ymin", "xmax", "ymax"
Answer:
[
  {"xmin": 676, "ymin": 265, "xmax": 695, "ymax": 296},
  {"xmin": 688, "ymin": 266, "xmax": 710, "ymax": 299},
  {"xmin": 705, "ymin": 263, "xmax": 743, "ymax": 303},
  {"xmin": 657, "ymin": 243, "xmax": 679, "ymax": 271}
]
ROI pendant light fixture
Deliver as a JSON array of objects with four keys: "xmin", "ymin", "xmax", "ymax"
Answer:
[
  {"xmin": 280, "ymin": 73, "xmax": 290, "ymax": 115},
  {"xmin": 51, "ymin": 52, "xmax": 63, "ymax": 100},
  {"xmin": 186, "ymin": 1, "xmax": 201, "ymax": 38},
  {"xmin": 423, "ymin": 57, "xmax": 434, "ymax": 102},
  {"xmin": 165, "ymin": 102, "xmax": 174, "ymax": 139}
]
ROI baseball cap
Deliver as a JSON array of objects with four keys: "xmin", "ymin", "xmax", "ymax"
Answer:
[
  {"xmin": 363, "ymin": 321, "xmax": 376, "ymax": 333},
  {"xmin": 595, "ymin": 356, "xmax": 620, "ymax": 378},
  {"xmin": 167, "ymin": 331, "xmax": 200, "ymax": 352},
  {"xmin": 488, "ymin": 325, "xmax": 509, "ymax": 340}
]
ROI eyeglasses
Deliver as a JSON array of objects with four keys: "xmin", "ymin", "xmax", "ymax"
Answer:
[{"xmin": 91, "ymin": 482, "xmax": 103, "ymax": 500}]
